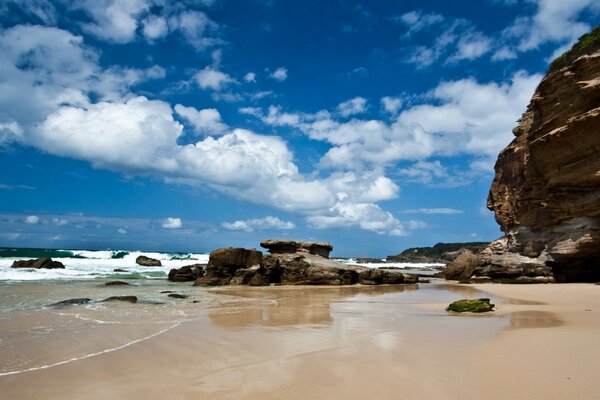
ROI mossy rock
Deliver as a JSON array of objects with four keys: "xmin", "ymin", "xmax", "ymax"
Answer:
[
  {"xmin": 446, "ymin": 298, "xmax": 495, "ymax": 313},
  {"xmin": 550, "ymin": 25, "xmax": 600, "ymax": 71}
]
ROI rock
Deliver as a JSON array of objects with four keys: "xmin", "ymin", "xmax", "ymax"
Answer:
[
  {"xmin": 446, "ymin": 298, "xmax": 495, "ymax": 313},
  {"xmin": 113, "ymin": 268, "xmax": 127, "ymax": 272},
  {"xmin": 11, "ymin": 257, "xmax": 65, "ymax": 269},
  {"xmin": 168, "ymin": 264, "xmax": 206, "ymax": 282},
  {"xmin": 260, "ymin": 240, "xmax": 333, "ymax": 258},
  {"xmin": 135, "ymin": 255, "xmax": 161, "ymax": 266},
  {"xmin": 105, "ymin": 281, "xmax": 130, "ymax": 286},
  {"xmin": 194, "ymin": 248, "xmax": 262, "ymax": 287},
  {"xmin": 468, "ymin": 29, "xmax": 600, "ymax": 283},
  {"xmin": 168, "ymin": 293, "xmax": 188, "ymax": 299},
  {"xmin": 50, "ymin": 298, "xmax": 92, "ymax": 307},
  {"xmin": 101, "ymin": 296, "xmax": 138, "ymax": 303},
  {"xmin": 354, "ymin": 257, "xmax": 386, "ymax": 263},
  {"xmin": 443, "ymin": 250, "xmax": 483, "ymax": 281}
]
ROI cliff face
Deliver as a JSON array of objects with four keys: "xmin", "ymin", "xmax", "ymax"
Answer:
[{"xmin": 449, "ymin": 29, "xmax": 600, "ymax": 283}]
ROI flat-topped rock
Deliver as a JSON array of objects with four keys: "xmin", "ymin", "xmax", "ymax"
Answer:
[{"xmin": 260, "ymin": 240, "xmax": 333, "ymax": 258}]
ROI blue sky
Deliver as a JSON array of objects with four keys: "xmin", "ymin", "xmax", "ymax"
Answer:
[{"xmin": 0, "ymin": 0, "xmax": 599, "ymax": 256}]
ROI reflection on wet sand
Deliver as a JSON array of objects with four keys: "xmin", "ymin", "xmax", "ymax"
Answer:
[
  {"xmin": 208, "ymin": 285, "xmax": 419, "ymax": 329},
  {"xmin": 508, "ymin": 311, "xmax": 562, "ymax": 329}
]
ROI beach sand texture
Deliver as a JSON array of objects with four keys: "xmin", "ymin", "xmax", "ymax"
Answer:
[{"xmin": 0, "ymin": 282, "xmax": 598, "ymax": 399}]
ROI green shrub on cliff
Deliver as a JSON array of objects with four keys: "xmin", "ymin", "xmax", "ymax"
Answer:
[{"xmin": 550, "ymin": 25, "xmax": 600, "ymax": 71}]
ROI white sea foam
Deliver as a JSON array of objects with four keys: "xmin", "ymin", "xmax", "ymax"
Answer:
[{"xmin": 0, "ymin": 250, "xmax": 210, "ymax": 281}]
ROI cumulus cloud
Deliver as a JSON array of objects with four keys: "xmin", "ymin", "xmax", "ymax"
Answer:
[
  {"xmin": 222, "ymin": 216, "xmax": 295, "ymax": 232},
  {"xmin": 381, "ymin": 96, "xmax": 403, "ymax": 115},
  {"xmin": 78, "ymin": 0, "xmax": 150, "ymax": 43},
  {"xmin": 401, "ymin": 208, "xmax": 464, "ymax": 215},
  {"xmin": 337, "ymin": 97, "xmax": 368, "ymax": 117},
  {"xmin": 269, "ymin": 67, "xmax": 288, "ymax": 81},
  {"xmin": 394, "ymin": 9, "xmax": 444, "ymax": 36},
  {"xmin": 244, "ymin": 72, "xmax": 256, "ymax": 82},
  {"xmin": 175, "ymin": 104, "xmax": 227, "ymax": 135},
  {"xmin": 195, "ymin": 67, "xmax": 235, "ymax": 91},
  {"xmin": 162, "ymin": 217, "xmax": 182, "ymax": 229},
  {"xmin": 25, "ymin": 215, "xmax": 40, "ymax": 224},
  {"xmin": 142, "ymin": 15, "xmax": 168, "ymax": 40}
]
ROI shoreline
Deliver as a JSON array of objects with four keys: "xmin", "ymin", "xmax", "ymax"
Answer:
[{"xmin": 0, "ymin": 281, "xmax": 598, "ymax": 399}]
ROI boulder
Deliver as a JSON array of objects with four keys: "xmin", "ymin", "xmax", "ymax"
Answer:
[
  {"xmin": 50, "ymin": 298, "xmax": 92, "ymax": 307},
  {"xmin": 354, "ymin": 257, "xmax": 386, "ymax": 263},
  {"xmin": 136, "ymin": 255, "xmax": 162, "ymax": 266},
  {"xmin": 446, "ymin": 298, "xmax": 495, "ymax": 313},
  {"xmin": 168, "ymin": 264, "xmax": 206, "ymax": 282},
  {"xmin": 443, "ymin": 250, "xmax": 483, "ymax": 281},
  {"xmin": 260, "ymin": 240, "xmax": 333, "ymax": 258},
  {"xmin": 167, "ymin": 293, "xmax": 188, "ymax": 299},
  {"xmin": 11, "ymin": 257, "xmax": 65, "ymax": 269},
  {"xmin": 194, "ymin": 248, "xmax": 262, "ymax": 287}
]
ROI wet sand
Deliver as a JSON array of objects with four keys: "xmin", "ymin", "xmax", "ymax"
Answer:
[{"xmin": 0, "ymin": 281, "xmax": 598, "ymax": 399}]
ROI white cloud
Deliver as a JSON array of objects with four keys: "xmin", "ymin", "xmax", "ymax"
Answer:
[
  {"xmin": 142, "ymin": 15, "xmax": 168, "ymax": 40},
  {"xmin": 337, "ymin": 97, "xmax": 368, "ymax": 117},
  {"xmin": 175, "ymin": 104, "xmax": 227, "ymax": 135},
  {"xmin": 381, "ymin": 96, "xmax": 403, "ymax": 115},
  {"xmin": 222, "ymin": 216, "xmax": 295, "ymax": 232},
  {"xmin": 118, "ymin": 228, "xmax": 127, "ymax": 234},
  {"xmin": 79, "ymin": 0, "xmax": 150, "ymax": 43},
  {"xmin": 502, "ymin": 0, "xmax": 598, "ymax": 53},
  {"xmin": 394, "ymin": 10, "xmax": 444, "ymax": 35},
  {"xmin": 52, "ymin": 218, "xmax": 69, "ymax": 225},
  {"xmin": 25, "ymin": 215, "xmax": 39, "ymax": 224},
  {"xmin": 168, "ymin": 10, "xmax": 222, "ymax": 51},
  {"xmin": 195, "ymin": 67, "xmax": 234, "ymax": 91},
  {"xmin": 1, "ymin": 0, "xmax": 57, "ymax": 24},
  {"xmin": 447, "ymin": 31, "xmax": 492, "ymax": 62},
  {"xmin": 162, "ymin": 217, "xmax": 182, "ymax": 229},
  {"xmin": 401, "ymin": 208, "xmax": 464, "ymax": 215},
  {"xmin": 244, "ymin": 72, "xmax": 257, "ymax": 82},
  {"xmin": 269, "ymin": 67, "xmax": 288, "ymax": 81}
]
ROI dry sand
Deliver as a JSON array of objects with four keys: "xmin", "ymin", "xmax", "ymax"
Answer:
[{"xmin": 0, "ymin": 282, "xmax": 598, "ymax": 399}]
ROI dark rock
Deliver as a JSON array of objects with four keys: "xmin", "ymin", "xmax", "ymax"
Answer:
[
  {"xmin": 101, "ymin": 296, "xmax": 138, "ymax": 303},
  {"xmin": 260, "ymin": 240, "xmax": 333, "ymax": 258},
  {"xmin": 446, "ymin": 298, "xmax": 495, "ymax": 313},
  {"xmin": 113, "ymin": 268, "xmax": 127, "ymax": 272},
  {"xmin": 354, "ymin": 257, "xmax": 386, "ymax": 263},
  {"xmin": 12, "ymin": 257, "xmax": 65, "ymax": 269},
  {"xmin": 50, "ymin": 298, "xmax": 92, "ymax": 307},
  {"xmin": 135, "ymin": 255, "xmax": 162, "ymax": 266},
  {"xmin": 105, "ymin": 281, "xmax": 130, "ymax": 286},
  {"xmin": 168, "ymin": 264, "xmax": 206, "ymax": 282},
  {"xmin": 443, "ymin": 250, "xmax": 483, "ymax": 281},
  {"xmin": 168, "ymin": 293, "xmax": 188, "ymax": 299},
  {"xmin": 194, "ymin": 248, "xmax": 262, "ymax": 287},
  {"xmin": 386, "ymin": 242, "xmax": 489, "ymax": 263}
]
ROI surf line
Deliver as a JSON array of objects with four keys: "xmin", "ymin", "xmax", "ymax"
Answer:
[{"xmin": 0, "ymin": 322, "xmax": 181, "ymax": 377}]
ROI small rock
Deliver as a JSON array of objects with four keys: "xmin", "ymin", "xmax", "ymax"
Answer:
[
  {"xmin": 168, "ymin": 293, "xmax": 188, "ymax": 299},
  {"xmin": 105, "ymin": 281, "xmax": 130, "ymax": 286},
  {"xmin": 101, "ymin": 296, "xmax": 138, "ymax": 303},
  {"xmin": 12, "ymin": 257, "xmax": 65, "ymax": 269},
  {"xmin": 50, "ymin": 298, "xmax": 92, "ymax": 307},
  {"xmin": 446, "ymin": 298, "xmax": 495, "ymax": 313},
  {"xmin": 113, "ymin": 268, "xmax": 127, "ymax": 272}
]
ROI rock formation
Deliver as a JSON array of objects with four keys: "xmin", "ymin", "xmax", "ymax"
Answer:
[
  {"xmin": 447, "ymin": 27, "xmax": 600, "ymax": 283},
  {"xmin": 168, "ymin": 263, "xmax": 206, "ymax": 282},
  {"xmin": 193, "ymin": 240, "xmax": 418, "ymax": 286},
  {"xmin": 11, "ymin": 257, "xmax": 65, "ymax": 269},
  {"xmin": 135, "ymin": 255, "xmax": 162, "ymax": 266},
  {"xmin": 387, "ymin": 242, "xmax": 489, "ymax": 263}
]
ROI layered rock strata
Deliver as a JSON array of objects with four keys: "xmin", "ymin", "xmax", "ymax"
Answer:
[
  {"xmin": 447, "ymin": 33, "xmax": 600, "ymax": 283},
  {"xmin": 193, "ymin": 240, "xmax": 418, "ymax": 286}
]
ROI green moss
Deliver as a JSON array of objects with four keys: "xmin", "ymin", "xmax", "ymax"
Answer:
[
  {"xmin": 446, "ymin": 298, "xmax": 495, "ymax": 313},
  {"xmin": 550, "ymin": 25, "xmax": 600, "ymax": 71}
]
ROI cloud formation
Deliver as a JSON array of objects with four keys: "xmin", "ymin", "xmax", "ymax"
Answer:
[{"xmin": 222, "ymin": 216, "xmax": 295, "ymax": 232}]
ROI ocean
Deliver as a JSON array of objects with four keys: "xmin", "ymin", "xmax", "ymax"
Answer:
[{"xmin": 0, "ymin": 247, "xmax": 444, "ymax": 281}]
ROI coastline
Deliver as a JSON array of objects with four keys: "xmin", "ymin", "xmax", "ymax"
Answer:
[{"xmin": 0, "ymin": 280, "xmax": 598, "ymax": 399}]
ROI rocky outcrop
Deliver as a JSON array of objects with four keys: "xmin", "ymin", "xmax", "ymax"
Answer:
[
  {"xmin": 194, "ymin": 240, "xmax": 418, "ymax": 287},
  {"xmin": 135, "ymin": 255, "xmax": 162, "ymax": 266},
  {"xmin": 11, "ymin": 257, "xmax": 65, "ymax": 269},
  {"xmin": 260, "ymin": 239, "xmax": 333, "ymax": 258},
  {"xmin": 101, "ymin": 296, "xmax": 138, "ymax": 303},
  {"xmin": 168, "ymin": 264, "xmax": 206, "ymax": 282},
  {"xmin": 453, "ymin": 28, "xmax": 600, "ymax": 283}
]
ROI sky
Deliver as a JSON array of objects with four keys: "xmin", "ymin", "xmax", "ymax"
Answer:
[{"xmin": 0, "ymin": 0, "xmax": 599, "ymax": 256}]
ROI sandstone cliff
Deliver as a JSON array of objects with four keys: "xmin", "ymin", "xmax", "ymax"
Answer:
[{"xmin": 447, "ymin": 27, "xmax": 600, "ymax": 283}]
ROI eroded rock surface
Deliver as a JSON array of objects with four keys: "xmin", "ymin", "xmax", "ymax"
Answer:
[
  {"xmin": 11, "ymin": 257, "xmax": 65, "ymax": 269},
  {"xmin": 194, "ymin": 240, "xmax": 418, "ymax": 286},
  {"xmin": 453, "ymin": 31, "xmax": 600, "ymax": 283},
  {"xmin": 135, "ymin": 255, "xmax": 162, "ymax": 266}
]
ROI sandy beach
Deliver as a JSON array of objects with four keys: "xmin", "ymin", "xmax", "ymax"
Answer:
[{"xmin": 0, "ymin": 281, "xmax": 598, "ymax": 399}]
